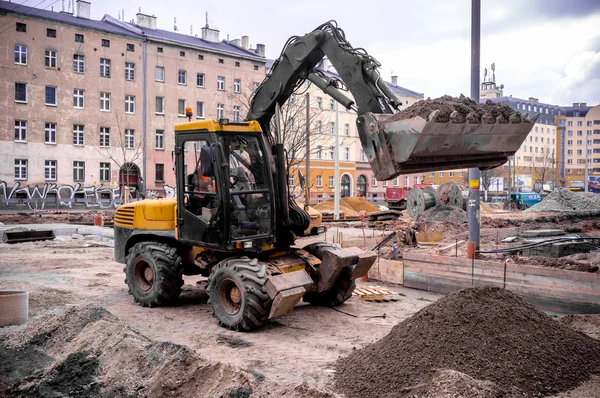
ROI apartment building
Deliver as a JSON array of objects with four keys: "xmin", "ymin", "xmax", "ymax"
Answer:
[{"xmin": 0, "ymin": 0, "xmax": 266, "ymax": 202}]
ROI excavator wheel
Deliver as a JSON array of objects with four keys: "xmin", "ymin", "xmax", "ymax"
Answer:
[
  {"xmin": 207, "ymin": 257, "xmax": 271, "ymax": 331},
  {"xmin": 124, "ymin": 241, "xmax": 184, "ymax": 308},
  {"xmin": 302, "ymin": 243, "xmax": 356, "ymax": 307}
]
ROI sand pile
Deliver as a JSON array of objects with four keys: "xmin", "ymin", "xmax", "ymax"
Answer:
[
  {"xmin": 335, "ymin": 286, "xmax": 600, "ymax": 398},
  {"xmin": 416, "ymin": 205, "xmax": 467, "ymax": 224},
  {"xmin": 524, "ymin": 189, "xmax": 600, "ymax": 213},
  {"xmin": 314, "ymin": 197, "xmax": 380, "ymax": 216},
  {"xmin": 389, "ymin": 96, "xmax": 523, "ymax": 124}
]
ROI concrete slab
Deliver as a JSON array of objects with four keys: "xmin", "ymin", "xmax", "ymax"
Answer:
[
  {"xmin": 0, "ymin": 223, "xmax": 113, "ymax": 238},
  {"xmin": 522, "ymin": 229, "xmax": 565, "ymax": 238}
]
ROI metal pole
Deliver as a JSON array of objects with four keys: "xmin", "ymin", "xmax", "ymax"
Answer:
[
  {"xmin": 334, "ymin": 101, "xmax": 340, "ymax": 220},
  {"xmin": 305, "ymin": 93, "xmax": 311, "ymax": 207},
  {"xmin": 141, "ymin": 38, "xmax": 148, "ymax": 195},
  {"xmin": 467, "ymin": 0, "xmax": 481, "ymax": 250}
]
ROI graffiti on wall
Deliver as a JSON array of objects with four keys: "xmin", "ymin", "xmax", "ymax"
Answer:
[{"xmin": 0, "ymin": 181, "xmax": 132, "ymax": 209}]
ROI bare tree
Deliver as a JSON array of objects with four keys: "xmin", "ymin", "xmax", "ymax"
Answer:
[
  {"xmin": 532, "ymin": 149, "xmax": 555, "ymax": 192},
  {"xmin": 89, "ymin": 114, "xmax": 143, "ymax": 198},
  {"xmin": 480, "ymin": 166, "xmax": 504, "ymax": 200}
]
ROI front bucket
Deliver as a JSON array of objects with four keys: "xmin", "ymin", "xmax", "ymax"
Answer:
[
  {"xmin": 2, "ymin": 229, "xmax": 56, "ymax": 244},
  {"xmin": 357, "ymin": 111, "xmax": 536, "ymax": 181}
]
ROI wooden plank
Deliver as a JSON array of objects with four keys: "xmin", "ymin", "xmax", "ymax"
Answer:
[{"xmin": 437, "ymin": 240, "xmax": 466, "ymax": 254}]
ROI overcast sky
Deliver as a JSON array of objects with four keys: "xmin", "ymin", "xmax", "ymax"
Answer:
[{"xmin": 64, "ymin": 0, "xmax": 600, "ymax": 106}]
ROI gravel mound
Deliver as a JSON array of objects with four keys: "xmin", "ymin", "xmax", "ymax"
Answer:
[
  {"xmin": 335, "ymin": 286, "xmax": 600, "ymax": 398},
  {"xmin": 524, "ymin": 189, "xmax": 600, "ymax": 213},
  {"xmin": 416, "ymin": 205, "xmax": 467, "ymax": 224},
  {"xmin": 388, "ymin": 96, "xmax": 523, "ymax": 124}
]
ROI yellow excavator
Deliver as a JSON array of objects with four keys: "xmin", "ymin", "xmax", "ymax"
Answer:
[{"xmin": 113, "ymin": 21, "xmax": 534, "ymax": 331}]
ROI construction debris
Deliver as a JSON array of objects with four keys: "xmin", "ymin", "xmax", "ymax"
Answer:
[
  {"xmin": 416, "ymin": 205, "xmax": 467, "ymax": 224},
  {"xmin": 335, "ymin": 286, "xmax": 600, "ymax": 398},
  {"xmin": 524, "ymin": 188, "xmax": 600, "ymax": 213}
]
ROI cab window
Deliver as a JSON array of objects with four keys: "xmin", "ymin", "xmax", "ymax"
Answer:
[{"xmin": 182, "ymin": 139, "xmax": 219, "ymax": 224}]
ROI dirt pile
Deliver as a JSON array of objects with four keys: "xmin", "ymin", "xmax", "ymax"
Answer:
[
  {"xmin": 558, "ymin": 315, "xmax": 600, "ymax": 340},
  {"xmin": 508, "ymin": 253, "xmax": 600, "ymax": 273},
  {"xmin": 416, "ymin": 205, "xmax": 467, "ymax": 224},
  {"xmin": 389, "ymin": 96, "xmax": 522, "ymax": 124},
  {"xmin": 314, "ymin": 197, "xmax": 380, "ymax": 216},
  {"xmin": 335, "ymin": 286, "xmax": 600, "ymax": 398},
  {"xmin": 524, "ymin": 189, "xmax": 600, "ymax": 213},
  {"xmin": 0, "ymin": 305, "xmax": 254, "ymax": 397}
]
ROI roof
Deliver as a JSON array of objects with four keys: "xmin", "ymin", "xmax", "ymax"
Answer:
[
  {"xmin": 128, "ymin": 24, "xmax": 266, "ymax": 61},
  {"xmin": 0, "ymin": 0, "xmax": 141, "ymax": 37},
  {"xmin": 484, "ymin": 96, "xmax": 563, "ymax": 110}
]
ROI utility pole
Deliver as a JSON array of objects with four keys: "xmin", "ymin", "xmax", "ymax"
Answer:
[
  {"xmin": 334, "ymin": 101, "xmax": 340, "ymax": 220},
  {"xmin": 467, "ymin": 0, "xmax": 481, "ymax": 250},
  {"xmin": 585, "ymin": 135, "xmax": 589, "ymax": 192},
  {"xmin": 305, "ymin": 92, "xmax": 311, "ymax": 207}
]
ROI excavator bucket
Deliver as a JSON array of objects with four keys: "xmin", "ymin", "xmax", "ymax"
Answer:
[{"xmin": 357, "ymin": 97, "xmax": 537, "ymax": 181}]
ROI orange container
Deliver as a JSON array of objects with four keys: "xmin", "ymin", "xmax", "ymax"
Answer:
[{"xmin": 94, "ymin": 214, "xmax": 104, "ymax": 227}]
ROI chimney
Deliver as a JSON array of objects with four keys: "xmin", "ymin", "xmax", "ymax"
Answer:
[
  {"xmin": 76, "ymin": 0, "xmax": 90, "ymax": 19},
  {"xmin": 255, "ymin": 43, "xmax": 265, "ymax": 57},
  {"xmin": 136, "ymin": 12, "xmax": 157, "ymax": 29},
  {"xmin": 391, "ymin": 75, "xmax": 398, "ymax": 86},
  {"xmin": 201, "ymin": 25, "xmax": 220, "ymax": 42},
  {"xmin": 528, "ymin": 97, "xmax": 539, "ymax": 103},
  {"xmin": 231, "ymin": 38, "xmax": 241, "ymax": 47},
  {"xmin": 581, "ymin": 103, "xmax": 587, "ymax": 107},
  {"xmin": 573, "ymin": 102, "xmax": 579, "ymax": 107},
  {"xmin": 241, "ymin": 35, "xmax": 249, "ymax": 49}
]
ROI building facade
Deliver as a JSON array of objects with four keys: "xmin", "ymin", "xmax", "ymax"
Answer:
[{"xmin": 0, "ymin": 0, "xmax": 266, "ymax": 205}]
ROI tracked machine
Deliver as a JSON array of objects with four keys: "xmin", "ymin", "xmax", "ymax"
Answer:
[{"xmin": 113, "ymin": 21, "xmax": 535, "ymax": 331}]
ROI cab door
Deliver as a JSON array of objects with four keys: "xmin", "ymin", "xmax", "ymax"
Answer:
[{"xmin": 175, "ymin": 132, "xmax": 226, "ymax": 247}]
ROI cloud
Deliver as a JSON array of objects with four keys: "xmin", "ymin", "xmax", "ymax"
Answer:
[{"xmin": 550, "ymin": 50, "xmax": 600, "ymax": 105}]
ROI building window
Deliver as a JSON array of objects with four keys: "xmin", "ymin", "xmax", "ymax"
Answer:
[
  {"xmin": 218, "ymin": 58, "xmax": 224, "ymax": 64},
  {"xmin": 196, "ymin": 101, "xmax": 205, "ymax": 118},
  {"xmin": 178, "ymin": 99, "xmax": 187, "ymax": 116},
  {"xmin": 328, "ymin": 176, "xmax": 334, "ymax": 187},
  {"xmin": 75, "ymin": 33, "xmax": 84, "ymax": 42},
  {"xmin": 316, "ymin": 120, "xmax": 322, "ymax": 134},
  {"xmin": 329, "ymin": 98, "xmax": 335, "ymax": 110},
  {"xmin": 73, "ymin": 89, "xmax": 84, "ymax": 109},
  {"xmin": 45, "ymin": 50, "xmax": 57, "ymax": 68},
  {"xmin": 100, "ymin": 127, "xmax": 110, "ymax": 147},
  {"xmin": 125, "ymin": 95, "xmax": 135, "ymax": 114},
  {"xmin": 73, "ymin": 54, "xmax": 85, "ymax": 73},
  {"xmin": 329, "ymin": 147, "xmax": 335, "ymax": 160},
  {"xmin": 45, "ymin": 86, "xmax": 57, "ymax": 106},
  {"xmin": 15, "ymin": 159, "xmax": 27, "ymax": 180},
  {"xmin": 100, "ymin": 162, "xmax": 111, "ymax": 182},
  {"xmin": 102, "ymin": 39, "xmax": 110, "ymax": 47},
  {"xmin": 15, "ymin": 120, "xmax": 27, "ymax": 142},
  {"xmin": 577, "ymin": 150, "xmax": 583, "ymax": 155},
  {"xmin": 567, "ymin": 140, "xmax": 573, "ymax": 146},
  {"xmin": 44, "ymin": 123, "xmax": 56, "ymax": 144},
  {"xmin": 125, "ymin": 129, "xmax": 135, "ymax": 149},
  {"xmin": 449, "ymin": 172, "xmax": 455, "ymax": 177},
  {"xmin": 14, "ymin": 45, "xmax": 27, "ymax": 65},
  {"xmin": 344, "ymin": 147, "xmax": 350, "ymax": 160},
  {"xmin": 429, "ymin": 172, "xmax": 435, "ymax": 178},
  {"xmin": 371, "ymin": 176, "xmax": 377, "ymax": 186},
  {"xmin": 157, "ymin": 47, "xmax": 163, "ymax": 53},
  {"xmin": 217, "ymin": 103, "xmax": 224, "ymax": 120},
  {"xmin": 439, "ymin": 172, "xmax": 444, "ymax": 177},
  {"xmin": 155, "ymin": 96, "xmax": 165, "ymax": 114},
  {"xmin": 316, "ymin": 175, "xmax": 322, "ymax": 187},
  {"xmin": 16, "ymin": 22, "xmax": 26, "ymax": 32},
  {"xmin": 233, "ymin": 106, "xmax": 241, "ymax": 122},
  {"xmin": 155, "ymin": 164, "xmax": 164, "ymax": 181},
  {"xmin": 100, "ymin": 92, "xmax": 110, "ymax": 111},
  {"xmin": 198, "ymin": 54, "xmax": 204, "ymax": 60},
  {"xmin": 15, "ymin": 82, "xmax": 28, "ymax": 103},
  {"xmin": 217, "ymin": 76, "xmax": 225, "ymax": 90},
  {"xmin": 577, "ymin": 140, "xmax": 582, "ymax": 146},
  {"xmin": 316, "ymin": 146, "xmax": 322, "ymax": 159},
  {"xmin": 233, "ymin": 79, "xmax": 241, "ymax": 93},
  {"xmin": 45, "ymin": 160, "xmax": 57, "ymax": 180},
  {"xmin": 125, "ymin": 62, "xmax": 135, "ymax": 81},
  {"xmin": 178, "ymin": 69, "xmax": 187, "ymax": 85},
  {"xmin": 196, "ymin": 73, "xmax": 205, "ymax": 87},
  {"xmin": 459, "ymin": 171, "xmax": 465, "ymax": 177},
  {"xmin": 98, "ymin": 58, "xmax": 111, "ymax": 77},
  {"xmin": 316, "ymin": 97, "xmax": 323, "ymax": 109},
  {"xmin": 329, "ymin": 122, "xmax": 335, "ymax": 135},
  {"xmin": 154, "ymin": 66, "xmax": 165, "ymax": 82},
  {"xmin": 73, "ymin": 125, "xmax": 84, "ymax": 146},
  {"xmin": 382, "ymin": 180, "xmax": 388, "ymax": 187},
  {"xmin": 361, "ymin": 150, "xmax": 366, "ymax": 162},
  {"xmin": 394, "ymin": 177, "xmax": 399, "ymax": 186},
  {"xmin": 156, "ymin": 130, "xmax": 164, "ymax": 150},
  {"xmin": 73, "ymin": 161, "xmax": 85, "ymax": 181},
  {"xmin": 126, "ymin": 43, "xmax": 134, "ymax": 52},
  {"xmin": 179, "ymin": 51, "xmax": 185, "ymax": 57},
  {"xmin": 344, "ymin": 124, "xmax": 350, "ymax": 136},
  {"xmin": 254, "ymin": 65, "xmax": 259, "ymax": 71}
]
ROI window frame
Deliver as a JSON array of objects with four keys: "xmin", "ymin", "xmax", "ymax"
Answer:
[
  {"xmin": 44, "ymin": 160, "xmax": 57, "ymax": 181},
  {"xmin": 126, "ymin": 43, "xmax": 135, "ymax": 52},
  {"xmin": 196, "ymin": 73, "xmax": 205, "ymax": 87},
  {"xmin": 74, "ymin": 33, "xmax": 84, "ymax": 43},
  {"xmin": 45, "ymin": 86, "xmax": 57, "ymax": 106},
  {"xmin": 73, "ymin": 54, "xmax": 85, "ymax": 73},
  {"xmin": 178, "ymin": 69, "xmax": 187, "ymax": 85},
  {"xmin": 155, "ymin": 163, "xmax": 164, "ymax": 181},
  {"xmin": 14, "ymin": 159, "xmax": 28, "ymax": 180},
  {"xmin": 155, "ymin": 66, "xmax": 165, "ymax": 82},
  {"xmin": 72, "ymin": 125, "xmax": 85, "ymax": 146},
  {"xmin": 233, "ymin": 79, "xmax": 241, "ymax": 93},
  {"xmin": 45, "ymin": 49, "xmax": 57, "ymax": 68},
  {"xmin": 16, "ymin": 22, "xmax": 26, "ymax": 32},
  {"xmin": 73, "ymin": 89, "xmax": 85, "ymax": 109},
  {"xmin": 99, "ymin": 127, "xmax": 110, "ymax": 147},
  {"xmin": 155, "ymin": 96, "xmax": 165, "ymax": 114},
  {"xmin": 73, "ymin": 161, "xmax": 85, "ymax": 182},
  {"xmin": 14, "ymin": 45, "xmax": 27, "ymax": 65},
  {"xmin": 14, "ymin": 120, "xmax": 27, "ymax": 142},
  {"xmin": 99, "ymin": 162, "xmax": 111, "ymax": 182},
  {"xmin": 125, "ymin": 129, "xmax": 135, "ymax": 149},
  {"xmin": 44, "ymin": 122, "xmax": 57, "ymax": 144},
  {"xmin": 156, "ymin": 130, "xmax": 164, "ymax": 150},
  {"xmin": 100, "ymin": 92, "xmax": 111, "ymax": 112},
  {"xmin": 14, "ymin": 82, "xmax": 28, "ymax": 103},
  {"xmin": 125, "ymin": 95, "xmax": 136, "ymax": 114},
  {"xmin": 196, "ymin": 101, "xmax": 205, "ymax": 119},
  {"xmin": 102, "ymin": 39, "xmax": 110, "ymax": 47},
  {"xmin": 125, "ymin": 62, "xmax": 135, "ymax": 81},
  {"xmin": 217, "ymin": 103, "xmax": 224, "ymax": 120},
  {"xmin": 217, "ymin": 76, "xmax": 225, "ymax": 91},
  {"xmin": 100, "ymin": 58, "xmax": 111, "ymax": 77},
  {"xmin": 178, "ymin": 99, "xmax": 187, "ymax": 116}
]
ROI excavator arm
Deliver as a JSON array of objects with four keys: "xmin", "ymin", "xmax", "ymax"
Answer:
[{"xmin": 246, "ymin": 21, "xmax": 534, "ymax": 241}]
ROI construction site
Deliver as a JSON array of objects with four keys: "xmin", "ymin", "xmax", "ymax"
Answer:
[{"xmin": 1, "ymin": 185, "xmax": 600, "ymax": 397}]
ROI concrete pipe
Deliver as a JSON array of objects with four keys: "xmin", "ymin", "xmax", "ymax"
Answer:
[
  {"xmin": 437, "ymin": 182, "xmax": 463, "ymax": 208},
  {"xmin": 0, "ymin": 291, "xmax": 29, "ymax": 327},
  {"xmin": 407, "ymin": 186, "xmax": 440, "ymax": 219}
]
